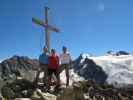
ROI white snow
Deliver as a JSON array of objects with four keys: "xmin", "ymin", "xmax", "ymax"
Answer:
[
  {"xmin": 60, "ymin": 69, "xmax": 84, "ymax": 86},
  {"xmin": 0, "ymin": 60, "xmax": 2, "ymax": 63},
  {"xmin": 81, "ymin": 54, "xmax": 133, "ymax": 88}
]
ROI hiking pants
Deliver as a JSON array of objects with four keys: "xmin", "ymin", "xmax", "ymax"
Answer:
[
  {"xmin": 35, "ymin": 63, "xmax": 48, "ymax": 86},
  {"xmin": 60, "ymin": 64, "xmax": 70, "ymax": 86}
]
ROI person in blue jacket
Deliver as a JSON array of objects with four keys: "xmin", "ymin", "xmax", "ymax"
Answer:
[{"xmin": 35, "ymin": 46, "xmax": 49, "ymax": 87}]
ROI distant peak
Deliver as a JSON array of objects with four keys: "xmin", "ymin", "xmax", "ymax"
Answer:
[
  {"xmin": 106, "ymin": 50, "xmax": 130, "ymax": 56},
  {"xmin": 80, "ymin": 53, "xmax": 94, "ymax": 59}
]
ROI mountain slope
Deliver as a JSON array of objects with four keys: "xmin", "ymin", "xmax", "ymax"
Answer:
[
  {"xmin": 75, "ymin": 53, "xmax": 133, "ymax": 88},
  {"xmin": 1, "ymin": 53, "xmax": 133, "ymax": 89},
  {"xmin": 72, "ymin": 54, "xmax": 108, "ymax": 84}
]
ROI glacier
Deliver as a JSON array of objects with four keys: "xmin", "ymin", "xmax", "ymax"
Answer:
[{"xmin": 81, "ymin": 54, "xmax": 133, "ymax": 88}]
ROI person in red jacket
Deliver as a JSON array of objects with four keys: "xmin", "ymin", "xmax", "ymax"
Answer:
[{"xmin": 48, "ymin": 49, "xmax": 60, "ymax": 89}]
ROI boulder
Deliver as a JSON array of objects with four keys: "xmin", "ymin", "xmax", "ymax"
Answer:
[{"xmin": 1, "ymin": 79, "xmax": 35, "ymax": 99}]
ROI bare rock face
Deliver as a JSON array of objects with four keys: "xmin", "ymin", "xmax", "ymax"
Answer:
[
  {"xmin": 73, "ymin": 55, "xmax": 108, "ymax": 84},
  {"xmin": 0, "ymin": 55, "xmax": 39, "ymax": 98},
  {"xmin": 106, "ymin": 50, "xmax": 130, "ymax": 56},
  {"xmin": 0, "ymin": 55, "xmax": 39, "ymax": 81},
  {"xmin": 116, "ymin": 51, "xmax": 130, "ymax": 56}
]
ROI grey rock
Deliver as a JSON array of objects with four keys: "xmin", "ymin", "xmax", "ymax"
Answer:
[
  {"xmin": 0, "ymin": 55, "xmax": 39, "ymax": 81},
  {"xmin": 73, "ymin": 55, "xmax": 108, "ymax": 84}
]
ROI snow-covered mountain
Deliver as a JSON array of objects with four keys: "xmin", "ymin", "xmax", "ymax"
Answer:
[
  {"xmin": 72, "ymin": 54, "xmax": 108, "ymax": 84},
  {"xmin": 1, "ymin": 53, "xmax": 133, "ymax": 89},
  {"xmin": 75, "ymin": 53, "xmax": 133, "ymax": 88}
]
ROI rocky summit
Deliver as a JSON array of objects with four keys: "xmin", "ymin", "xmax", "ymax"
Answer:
[
  {"xmin": 0, "ymin": 55, "xmax": 133, "ymax": 99},
  {"xmin": 1, "ymin": 79, "xmax": 133, "ymax": 100}
]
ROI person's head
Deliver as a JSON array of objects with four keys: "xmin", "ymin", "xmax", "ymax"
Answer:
[
  {"xmin": 43, "ymin": 46, "xmax": 48, "ymax": 53},
  {"xmin": 62, "ymin": 46, "xmax": 67, "ymax": 53},
  {"xmin": 51, "ymin": 49, "xmax": 56, "ymax": 55}
]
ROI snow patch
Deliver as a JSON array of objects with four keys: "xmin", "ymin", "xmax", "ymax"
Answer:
[{"xmin": 60, "ymin": 69, "xmax": 84, "ymax": 86}]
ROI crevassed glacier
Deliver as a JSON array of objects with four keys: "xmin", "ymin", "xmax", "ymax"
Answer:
[{"xmin": 86, "ymin": 55, "xmax": 133, "ymax": 88}]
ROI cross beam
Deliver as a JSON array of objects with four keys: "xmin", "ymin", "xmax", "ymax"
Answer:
[{"xmin": 32, "ymin": 7, "xmax": 60, "ymax": 51}]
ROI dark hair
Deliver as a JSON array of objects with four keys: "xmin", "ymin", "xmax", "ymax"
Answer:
[
  {"xmin": 51, "ymin": 49, "xmax": 55, "ymax": 53},
  {"xmin": 62, "ymin": 46, "xmax": 67, "ymax": 50},
  {"xmin": 43, "ymin": 46, "xmax": 48, "ymax": 50}
]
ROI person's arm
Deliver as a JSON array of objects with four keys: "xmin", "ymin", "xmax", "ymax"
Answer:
[
  {"xmin": 48, "ymin": 55, "xmax": 51, "ymax": 67},
  {"xmin": 57, "ymin": 56, "xmax": 60, "ymax": 72},
  {"xmin": 68, "ymin": 54, "xmax": 72, "ymax": 68},
  {"xmin": 39, "ymin": 54, "xmax": 44, "ymax": 64},
  {"xmin": 38, "ymin": 54, "xmax": 42, "ymax": 71},
  {"xmin": 57, "ymin": 56, "xmax": 59, "ymax": 66},
  {"xmin": 59, "ymin": 54, "xmax": 62, "ymax": 65}
]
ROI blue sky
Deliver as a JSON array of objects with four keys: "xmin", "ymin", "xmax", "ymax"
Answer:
[{"xmin": 0, "ymin": 0, "xmax": 133, "ymax": 60}]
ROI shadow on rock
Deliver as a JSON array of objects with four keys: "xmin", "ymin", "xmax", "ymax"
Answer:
[
  {"xmin": 1, "ymin": 79, "xmax": 35, "ymax": 99},
  {"xmin": 73, "ymin": 55, "xmax": 108, "ymax": 84}
]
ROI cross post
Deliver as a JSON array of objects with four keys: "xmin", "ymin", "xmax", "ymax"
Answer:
[{"xmin": 32, "ymin": 7, "xmax": 60, "ymax": 51}]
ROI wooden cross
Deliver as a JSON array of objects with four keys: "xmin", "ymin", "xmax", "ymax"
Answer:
[{"xmin": 32, "ymin": 7, "xmax": 60, "ymax": 51}]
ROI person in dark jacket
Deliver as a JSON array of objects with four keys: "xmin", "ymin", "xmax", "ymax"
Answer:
[
  {"xmin": 35, "ymin": 46, "xmax": 49, "ymax": 87},
  {"xmin": 48, "ymin": 49, "xmax": 60, "ymax": 88}
]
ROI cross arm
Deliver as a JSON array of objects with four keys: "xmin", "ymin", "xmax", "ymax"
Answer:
[
  {"xmin": 32, "ymin": 17, "xmax": 60, "ymax": 33},
  {"xmin": 32, "ymin": 17, "xmax": 43, "ymax": 26}
]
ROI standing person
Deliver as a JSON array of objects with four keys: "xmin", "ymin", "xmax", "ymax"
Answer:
[
  {"xmin": 48, "ymin": 49, "xmax": 60, "ymax": 89},
  {"xmin": 35, "ymin": 46, "xmax": 49, "ymax": 87},
  {"xmin": 60, "ymin": 46, "xmax": 71, "ymax": 86}
]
